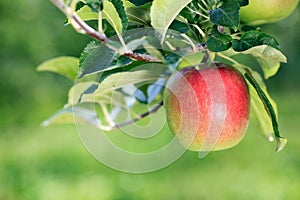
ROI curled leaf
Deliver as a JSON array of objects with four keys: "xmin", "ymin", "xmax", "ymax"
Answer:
[{"xmin": 244, "ymin": 69, "xmax": 287, "ymax": 152}]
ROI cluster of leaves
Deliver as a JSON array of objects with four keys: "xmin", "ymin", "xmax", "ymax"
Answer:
[{"xmin": 38, "ymin": 0, "xmax": 288, "ymax": 151}]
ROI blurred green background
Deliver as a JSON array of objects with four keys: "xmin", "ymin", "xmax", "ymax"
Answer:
[{"xmin": 1, "ymin": 1, "xmax": 300, "ymax": 199}]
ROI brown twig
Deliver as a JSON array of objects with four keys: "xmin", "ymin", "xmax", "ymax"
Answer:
[
  {"xmin": 113, "ymin": 101, "xmax": 164, "ymax": 129},
  {"xmin": 50, "ymin": 0, "xmax": 161, "ymax": 62}
]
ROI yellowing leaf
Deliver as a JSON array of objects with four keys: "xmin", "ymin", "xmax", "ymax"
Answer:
[{"xmin": 242, "ymin": 45, "xmax": 287, "ymax": 79}]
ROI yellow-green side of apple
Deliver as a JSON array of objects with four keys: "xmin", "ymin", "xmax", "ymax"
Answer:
[{"xmin": 240, "ymin": 0, "xmax": 299, "ymax": 25}]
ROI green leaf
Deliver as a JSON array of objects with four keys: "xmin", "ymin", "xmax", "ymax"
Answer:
[
  {"xmin": 97, "ymin": 60, "xmax": 146, "ymax": 82},
  {"xmin": 73, "ymin": 1, "xmax": 124, "ymax": 34},
  {"xmin": 178, "ymin": 52, "xmax": 205, "ymax": 69},
  {"xmin": 244, "ymin": 69, "xmax": 287, "ymax": 152},
  {"xmin": 86, "ymin": 0, "xmax": 103, "ymax": 12},
  {"xmin": 80, "ymin": 88, "xmax": 129, "ymax": 108},
  {"xmin": 37, "ymin": 56, "xmax": 79, "ymax": 81},
  {"xmin": 76, "ymin": 1, "xmax": 86, "ymax": 11},
  {"xmin": 41, "ymin": 106, "xmax": 101, "ymax": 128},
  {"xmin": 72, "ymin": 5, "xmax": 98, "ymax": 22},
  {"xmin": 232, "ymin": 30, "xmax": 280, "ymax": 52},
  {"xmin": 77, "ymin": 64, "xmax": 167, "ymax": 109},
  {"xmin": 79, "ymin": 41, "xmax": 117, "ymax": 77},
  {"xmin": 109, "ymin": 0, "xmax": 128, "ymax": 32},
  {"xmin": 128, "ymin": 0, "xmax": 153, "ymax": 6},
  {"xmin": 206, "ymin": 26, "xmax": 232, "ymax": 52},
  {"xmin": 242, "ymin": 45, "xmax": 287, "ymax": 79},
  {"xmin": 79, "ymin": 41, "xmax": 98, "ymax": 67},
  {"xmin": 143, "ymin": 43, "xmax": 164, "ymax": 61},
  {"xmin": 126, "ymin": 7, "xmax": 151, "ymax": 26},
  {"xmin": 150, "ymin": 0, "xmax": 192, "ymax": 42},
  {"xmin": 242, "ymin": 70, "xmax": 276, "ymax": 140},
  {"xmin": 147, "ymin": 78, "xmax": 166, "ymax": 103},
  {"xmin": 223, "ymin": 45, "xmax": 287, "ymax": 78},
  {"xmin": 96, "ymin": 63, "xmax": 168, "ymax": 93},
  {"xmin": 238, "ymin": 0, "xmax": 249, "ymax": 6},
  {"xmin": 103, "ymin": 0, "xmax": 124, "ymax": 34},
  {"xmin": 126, "ymin": 37, "xmax": 148, "ymax": 51},
  {"xmin": 210, "ymin": 0, "xmax": 240, "ymax": 29},
  {"xmin": 169, "ymin": 20, "xmax": 190, "ymax": 34},
  {"xmin": 67, "ymin": 81, "xmax": 98, "ymax": 105}
]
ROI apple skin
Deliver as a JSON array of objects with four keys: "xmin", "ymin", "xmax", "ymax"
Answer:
[
  {"xmin": 164, "ymin": 63, "xmax": 250, "ymax": 151},
  {"xmin": 240, "ymin": 0, "xmax": 299, "ymax": 25}
]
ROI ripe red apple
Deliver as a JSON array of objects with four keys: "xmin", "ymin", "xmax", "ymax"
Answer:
[
  {"xmin": 164, "ymin": 63, "xmax": 250, "ymax": 151},
  {"xmin": 240, "ymin": 0, "xmax": 299, "ymax": 25}
]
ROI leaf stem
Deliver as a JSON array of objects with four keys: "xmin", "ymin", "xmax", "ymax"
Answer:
[
  {"xmin": 98, "ymin": 10, "xmax": 103, "ymax": 33},
  {"xmin": 186, "ymin": 7, "xmax": 209, "ymax": 19},
  {"xmin": 197, "ymin": 2, "xmax": 209, "ymax": 15},
  {"xmin": 201, "ymin": 0, "xmax": 210, "ymax": 10},
  {"xmin": 217, "ymin": 52, "xmax": 241, "ymax": 66},
  {"xmin": 191, "ymin": 24, "xmax": 206, "ymax": 38}
]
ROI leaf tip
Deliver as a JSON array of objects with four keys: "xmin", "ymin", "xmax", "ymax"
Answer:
[
  {"xmin": 41, "ymin": 120, "xmax": 50, "ymax": 127},
  {"xmin": 275, "ymin": 137, "xmax": 287, "ymax": 152}
]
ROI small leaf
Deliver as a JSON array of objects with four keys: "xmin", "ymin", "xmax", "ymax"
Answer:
[
  {"xmin": 37, "ymin": 56, "xmax": 79, "ymax": 81},
  {"xmin": 79, "ymin": 41, "xmax": 117, "ymax": 77},
  {"xmin": 210, "ymin": 0, "xmax": 240, "ymax": 29},
  {"xmin": 244, "ymin": 69, "xmax": 287, "ymax": 152},
  {"xmin": 150, "ymin": 0, "xmax": 192, "ymax": 42},
  {"xmin": 232, "ymin": 30, "xmax": 280, "ymax": 52},
  {"xmin": 206, "ymin": 26, "xmax": 232, "ymax": 52}
]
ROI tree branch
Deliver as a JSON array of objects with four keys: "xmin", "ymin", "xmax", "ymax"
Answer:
[
  {"xmin": 50, "ymin": 0, "xmax": 161, "ymax": 62},
  {"xmin": 112, "ymin": 101, "xmax": 164, "ymax": 129}
]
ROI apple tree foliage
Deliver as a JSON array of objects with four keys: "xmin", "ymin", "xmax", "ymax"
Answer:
[{"xmin": 38, "ymin": 0, "xmax": 292, "ymax": 151}]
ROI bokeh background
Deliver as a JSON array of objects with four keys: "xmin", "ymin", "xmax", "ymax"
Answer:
[{"xmin": 0, "ymin": 1, "xmax": 300, "ymax": 199}]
